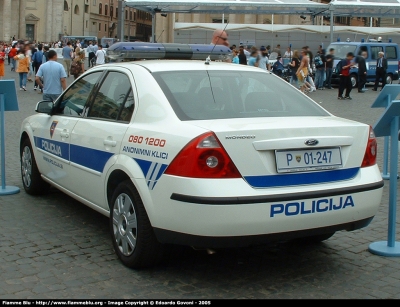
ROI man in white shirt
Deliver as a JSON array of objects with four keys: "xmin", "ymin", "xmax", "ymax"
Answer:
[
  {"xmin": 283, "ymin": 47, "xmax": 293, "ymax": 58},
  {"xmin": 95, "ymin": 45, "xmax": 106, "ymax": 65}
]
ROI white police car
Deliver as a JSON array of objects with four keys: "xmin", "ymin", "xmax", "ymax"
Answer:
[{"xmin": 20, "ymin": 43, "xmax": 383, "ymax": 269}]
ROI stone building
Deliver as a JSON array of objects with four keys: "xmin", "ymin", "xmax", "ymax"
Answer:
[
  {"xmin": 88, "ymin": 0, "xmax": 151, "ymax": 42},
  {"xmin": 0, "ymin": 0, "xmax": 151, "ymax": 44},
  {"xmin": 0, "ymin": 0, "xmax": 64, "ymax": 43}
]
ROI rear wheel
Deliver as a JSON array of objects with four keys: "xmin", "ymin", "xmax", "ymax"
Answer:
[
  {"xmin": 109, "ymin": 180, "xmax": 165, "ymax": 269},
  {"xmin": 20, "ymin": 138, "xmax": 50, "ymax": 195}
]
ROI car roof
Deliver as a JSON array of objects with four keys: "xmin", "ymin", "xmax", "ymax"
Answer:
[
  {"xmin": 101, "ymin": 60, "xmax": 266, "ymax": 73},
  {"xmin": 330, "ymin": 42, "xmax": 398, "ymax": 46}
]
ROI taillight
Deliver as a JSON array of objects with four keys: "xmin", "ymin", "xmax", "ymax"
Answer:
[
  {"xmin": 361, "ymin": 126, "xmax": 377, "ymax": 167},
  {"xmin": 165, "ymin": 132, "xmax": 241, "ymax": 178},
  {"xmin": 398, "ymin": 60, "xmax": 400, "ymax": 72}
]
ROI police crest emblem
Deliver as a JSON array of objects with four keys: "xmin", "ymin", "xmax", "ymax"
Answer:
[
  {"xmin": 296, "ymin": 155, "xmax": 301, "ymax": 163},
  {"xmin": 50, "ymin": 121, "xmax": 58, "ymax": 138}
]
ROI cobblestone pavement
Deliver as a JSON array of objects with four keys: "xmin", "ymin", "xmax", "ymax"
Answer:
[{"xmin": 1, "ymin": 62, "xmax": 400, "ymax": 299}]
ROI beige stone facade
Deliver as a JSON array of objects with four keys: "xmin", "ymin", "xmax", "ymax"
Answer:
[
  {"xmin": 0, "ymin": 0, "xmax": 152, "ymax": 44},
  {"xmin": 0, "ymin": 0, "xmax": 64, "ymax": 43},
  {"xmin": 88, "ymin": 0, "xmax": 151, "ymax": 41}
]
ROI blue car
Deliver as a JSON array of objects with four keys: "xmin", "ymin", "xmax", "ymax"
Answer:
[{"xmin": 329, "ymin": 40, "xmax": 400, "ymax": 88}]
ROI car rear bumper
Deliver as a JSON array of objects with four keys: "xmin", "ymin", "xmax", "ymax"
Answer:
[
  {"xmin": 147, "ymin": 166, "xmax": 383, "ymax": 246},
  {"xmin": 170, "ymin": 180, "xmax": 383, "ymax": 205}
]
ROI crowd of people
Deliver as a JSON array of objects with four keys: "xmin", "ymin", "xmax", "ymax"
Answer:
[
  {"xmin": 211, "ymin": 29, "xmax": 389, "ymax": 100},
  {"xmin": 0, "ymin": 37, "xmax": 108, "ymax": 96}
]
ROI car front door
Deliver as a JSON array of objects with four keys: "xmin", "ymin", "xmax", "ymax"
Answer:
[
  {"xmin": 68, "ymin": 69, "xmax": 135, "ymax": 209},
  {"xmin": 33, "ymin": 71, "xmax": 104, "ymax": 189}
]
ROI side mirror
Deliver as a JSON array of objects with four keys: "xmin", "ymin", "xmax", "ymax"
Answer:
[{"xmin": 35, "ymin": 100, "xmax": 54, "ymax": 114}]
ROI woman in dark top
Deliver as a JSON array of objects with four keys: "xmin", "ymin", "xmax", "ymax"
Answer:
[
  {"xmin": 238, "ymin": 47, "xmax": 247, "ymax": 65},
  {"xmin": 289, "ymin": 49, "xmax": 301, "ymax": 87}
]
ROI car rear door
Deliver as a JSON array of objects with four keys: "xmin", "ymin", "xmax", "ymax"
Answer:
[{"xmin": 68, "ymin": 68, "xmax": 135, "ymax": 209}]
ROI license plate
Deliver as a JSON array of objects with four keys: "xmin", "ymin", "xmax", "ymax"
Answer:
[{"xmin": 275, "ymin": 147, "xmax": 342, "ymax": 173}]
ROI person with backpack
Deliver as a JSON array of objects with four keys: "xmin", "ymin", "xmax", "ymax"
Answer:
[
  {"xmin": 70, "ymin": 50, "xmax": 85, "ymax": 79},
  {"xmin": 42, "ymin": 45, "xmax": 50, "ymax": 64},
  {"xmin": 337, "ymin": 52, "xmax": 355, "ymax": 100},
  {"xmin": 31, "ymin": 44, "xmax": 43, "ymax": 91},
  {"xmin": 313, "ymin": 50, "xmax": 326, "ymax": 90}
]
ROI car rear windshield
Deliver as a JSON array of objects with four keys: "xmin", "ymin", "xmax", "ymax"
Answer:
[
  {"xmin": 152, "ymin": 70, "xmax": 329, "ymax": 120},
  {"xmin": 327, "ymin": 44, "xmax": 357, "ymax": 59}
]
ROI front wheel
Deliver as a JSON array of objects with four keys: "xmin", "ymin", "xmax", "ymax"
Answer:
[
  {"xmin": 386, "ymin": 74, "xmax": 393, "ymax": 85},
  {"xmin": 350, "ymin": 74, "xmax": 358, "ymax": 88},
  {"xmin": 20, "ymin": 138, "xmax": 50, "ymax": 195},
  {"xmin": 109, "ymin": 180, "xmax": 165, "ymax": 269}
]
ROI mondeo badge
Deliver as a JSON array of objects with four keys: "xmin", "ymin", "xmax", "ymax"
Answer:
[{"xmin": 305, "ymin": 139, "xmax": 319, "ymax": 146}]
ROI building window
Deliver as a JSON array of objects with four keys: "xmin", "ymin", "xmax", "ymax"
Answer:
[
  {"xmin": 125, "ymin": 10, "xmax": 128, "ymax": 20},
  {"xmin": 85, "ymin": 4, "xmax": 89, "ymax": 14},
  {"xmin": 134, "ymin": 12, "xmax": 136, "ymax": 21},
  {"xmin": 130, "ymin": 11, "xmax": 132, "ymax": 21},
  {"xmin": 74, "ymin": 5, "xmax": 79, "ymax": 15},
  {"xmin": 64, "ymin": 1, "xmax": 69, "ymax": 11},
  {"xmin": 99, "ymin": 3, "xmax": 102, "ymax": 14},
  {"xmin": 116, "ymin": 8, "xmax": 118, "ymax": 18},
  {"xmin": 110, "ymin": 6, "xmax": 113, "ymax": 17},
  {"xmin": 86, "ymin": 20, "xmax": 88, "ymax": 28},
  {"xmin": 99, "ymin": 23, "xmax": 101, "ymax": 31},
  {"xmin": 105, "ymin": 5, "xmax": 108, "ymax": 16},
  {"xmin": 105, "ymin": 24, "xmax": 107, "ymax": 32},
  {"xmin": 93, "ymin": 0, "xmax": 96, "ymax": 5}
]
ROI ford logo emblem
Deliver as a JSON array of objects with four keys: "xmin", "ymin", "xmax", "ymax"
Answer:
[{"xmin": 305, "ymin": 139, "xmax": 319, "ymax": 146}]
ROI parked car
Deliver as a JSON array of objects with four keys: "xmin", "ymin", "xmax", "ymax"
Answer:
[
  {"xmin": 329, "ymin": 40, "xmax": 400, "ymax": 88},
  {"xmin": 20, "ymin": 43, "xmax": 384, "ymax": 269}
]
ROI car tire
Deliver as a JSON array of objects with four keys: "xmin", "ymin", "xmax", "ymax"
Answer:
[
  {"xmin": 20, "ymin": 138, "xmax": 50, "ymax": 195},
  {"xmin": 109, "ymin": 179, "xmax": 165, "ymax": 269},
  {"xmin": 350, "ymin": 74, "xmax": 358, "ymax": 88},
  {"xmin": 386, "ymin": 74, "xmax": 393, "ymax": 85}
]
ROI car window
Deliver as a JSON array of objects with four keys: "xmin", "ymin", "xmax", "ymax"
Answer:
[
  {"xmin": 118, "ymin": 89, "xmax": 134, "ymax": 122},
  {"xmin": 57, "ymin": 72, "xmax": 103, "ymax": 116},
  {"xmin": 153, "ymin": 70, "xmax": 329, "ymax": 120},
  {"xmin": 87, "ymin": 71, "xmax": 133, "ymax": 121},
  {"xmin": 370, "ymin": 46, "xmax": 383, "ymax": 60},
  {"xmin": 385, "ymin": 46, "xmax": 397, "ymax": 59},
  {"xmin": 326, "ymin": 44, "xmax": 357, "ymax": 59},
  {"xmin": 357, "ymin": 45, "xmax": 368, "ymax": 56}
]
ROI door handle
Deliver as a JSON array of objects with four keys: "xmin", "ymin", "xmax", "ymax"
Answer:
[
  {"xmin": 60, "ymin": 130, "xmax": 69, "ymax": 138},
  {"xmin": 104, "ymin": 139, "xmax": 117, "ymax": 147}
]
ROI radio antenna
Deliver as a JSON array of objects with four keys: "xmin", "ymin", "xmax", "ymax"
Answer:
[{"xmin": 205, "ymin": 21, "xmax": 229, "ymax": 65}]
